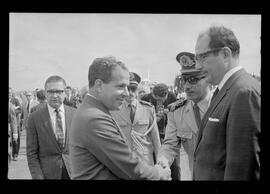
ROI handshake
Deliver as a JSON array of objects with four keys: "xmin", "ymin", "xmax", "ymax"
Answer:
[{"xmin": 155, "ymin": 156, "xmax": 171, "ymax": 180}]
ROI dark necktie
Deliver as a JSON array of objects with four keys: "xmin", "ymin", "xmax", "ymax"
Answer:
[
  {"xmin": 193, "ymin": 103, "xmax": 201, "ymax": 129},
  {"xmin": 129, "ymin": 104, "xmax": 135, "ymax": 123},
  {"xmin": 55, "ymin": 109, "xmax": 64, "ymax": 150},
  {"xmin": 27, "ymin": 102, "xmax": 30, "ymax": 113},
  {"xmin": 211, "ymin": 88, "xmax": 219, "ymax": 102}
]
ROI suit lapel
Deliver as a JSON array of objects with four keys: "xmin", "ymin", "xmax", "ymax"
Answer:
[
  {"xmin": 195, "ymin": 69, "xmax": 245, "ymax": 152},
  {"xmin": 42, "ymin": 105, "xmax": 60, "ymax": 151}
]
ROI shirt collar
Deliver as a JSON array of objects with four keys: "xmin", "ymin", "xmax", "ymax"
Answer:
[
  {"xmin": 47, "ymin": 103, "xmax": 64, "ymax": 113},
  {"xmin": 123, "ymin": 99, "xmax": 137, "ymax": 108},
  {"xmin": 218, "ymin": 66, "xmax": 242, "ymax": 90}
]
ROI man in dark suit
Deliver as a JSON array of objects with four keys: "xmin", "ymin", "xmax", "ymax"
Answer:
[
  {"xmin": 63, "ymin": 86, "xmax": 77, "ymax": 108},
  {"xmin": 30, "ymin": 89, "xmax": 47, "ymax": 113},
  {"xmin": 193, "ymin": 25, "xmax": 261, "ymax": 180},
  {"xmin": 26, "ymin": 75, "xmax": 76, "ymax": 179},
  {"xmin": 69, "ymin": 56, "xmax": 171, "ymax": 180}
]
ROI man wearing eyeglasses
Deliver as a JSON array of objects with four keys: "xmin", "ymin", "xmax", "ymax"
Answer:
[
  {"xmin": 157, "ymin": 52, "xmax": 212, "ymax": 180},
  {"xmin": 26, "ymin": 75, "xmax": 76, "ymax": 179},
  {"xmin": 111, "ymin": 72, "xmax": 161, "ymax": 167},
  {"xmin": 193, "ymin": 25, "xmax": 261, "ymax": 180}
]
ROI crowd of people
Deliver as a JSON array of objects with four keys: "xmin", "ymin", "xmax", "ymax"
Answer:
[{"xmin": 8, "ymin": 24, "xmax": 261, "ymax": 180}]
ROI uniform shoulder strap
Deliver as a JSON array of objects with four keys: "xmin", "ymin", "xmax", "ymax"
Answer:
[{"xmin": 168, "ymin": 98, "xmax": 188, "ymax": 112}]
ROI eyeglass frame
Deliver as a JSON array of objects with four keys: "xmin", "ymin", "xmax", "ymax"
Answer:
[
  {"xmin": 46, "ymin": 89, "xmax": 65, "ymax": 95},
  {"xmin": 181, "ymin": 74, "xmax": 206, "ymax": 85},
  {"xmin": 194, "ymin": 47, "xmax": 225, "ymax": 64}
]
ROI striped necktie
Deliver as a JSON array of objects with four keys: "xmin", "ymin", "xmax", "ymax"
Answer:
[{"xmin": 55, "ymin": 109, "xmax": 64, "ymax": 150}]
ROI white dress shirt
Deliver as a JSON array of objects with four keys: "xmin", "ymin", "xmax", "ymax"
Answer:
[
  {"xmin": 218, "ymin": 66, "xmax": 243, "ymax": 91},
  {"xmin": 47, "ymin": 103, "xmax": 66, "ymax": 139}
]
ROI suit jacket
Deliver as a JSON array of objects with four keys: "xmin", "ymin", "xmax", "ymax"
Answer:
[
  {"xmin": 69, "ymin": 95, "xmax": 160, "ymax": 180},
  {"xmin": 26, "ymin": 104, "xmax": 76, "ymax": 179},
  {"xmin": 193, "ymin": 69, "xmax": 261, "ymax": 180},
  {"xmin": 111, "ymin": 100, "xmax": 161, "ymax": 166}
]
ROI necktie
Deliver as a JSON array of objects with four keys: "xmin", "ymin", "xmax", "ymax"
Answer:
[
  {"xmin": 193, "ymin": 103, "xmax": 201, "ymax": 129},
  {"xmin": 211, "ymin": 88, "xmax": 219, "ymax": 102},
  {"xmin": 27, "ymin": 102, "xmax": 30, "ymax": 113},
  {"xmin": 55, "ymin": 109, "xmax": 64, "ymax": 150},
  {"xmin": 129, "ymin": 104, "xmax": 135, "ymax": 123}
]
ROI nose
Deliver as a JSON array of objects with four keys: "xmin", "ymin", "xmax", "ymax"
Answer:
[{"xmin": 123, "ymin": 86, "xmax": 129, "ymax": 98}]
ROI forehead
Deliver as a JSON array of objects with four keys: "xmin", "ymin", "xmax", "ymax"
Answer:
[
  {"xmin": 195, "ymin": 33, "xmax": 210, "ymax": 54},
  {"xmin": 109, "ymin": 66, "xmax": 129, "ymax": 84},
  {"xmin": 46, "ymin": 81, "xmax": 66, "ymax": 89}
]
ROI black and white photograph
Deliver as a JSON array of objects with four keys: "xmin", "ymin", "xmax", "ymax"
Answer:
[{"xmin": 8, "ymin": 13, "xmax": 261, "ymax": 182}]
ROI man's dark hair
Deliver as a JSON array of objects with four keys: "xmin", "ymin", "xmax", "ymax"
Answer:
[
  {"xmin": 88, "ymin": 56, "xmax": 128, "ymax": 88},
  {"xmin": 44, "ymin": 75, "xmax": 66, "ymax": 89},
  {"xmin": 152, "ymin": 83, "xmax": 169, "ymax": 98},
  {"xmin": 36, "ymin": 89, "xmax": 46, "ymax": 101},
  {"xmin": 199, "ymin": 25, "xmax": 240, "ymax": 57}
]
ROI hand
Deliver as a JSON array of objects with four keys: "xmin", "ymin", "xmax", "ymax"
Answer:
[
  {"xmin": 155, "ymin": 164, "xmax": 171, "ymax": 181},
  {"xmin": 157, "ymin": 156, "xmax": 169, "ymax": 169}
]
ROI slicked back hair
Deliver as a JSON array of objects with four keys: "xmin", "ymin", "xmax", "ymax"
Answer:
[
  {"xmin": 199, "ymin": 25, "xmax": 240, "ymax": 57},
  {"xmin": 44, "ymin": 75, "xmax": 66, "ymax": 89},
  {"xmin": 88, "ymin": 56, "xmax": 128, "ymax": 88}
]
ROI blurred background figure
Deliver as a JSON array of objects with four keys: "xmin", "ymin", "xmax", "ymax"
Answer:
[
  {"xmin": 63, "ymin": 86, "xmax": 77, "ymax": 108},
  {"xmin": 141, "ymin": 83, "xmax": 177, "ymax": 141},
  {"xmin": 9, "ymin": 100, "xmax": 18, "ymax": 165},
  {"xmin": 30, "ymin": 89, "xmax": 47, "ymax": 113},
  {"xmin": 137, "ymin": 84, "xmax": 150, "ymax": 100},
  {"xmin": 22, "ymin": 91, "xmax": 38, "ymax": 131},
  {"xmin": 9, "ymin": 88, "xmax": 22, "ymax": 161},
  {"xmin": 79, "ymin": 85, "xmax": 89, "ymax": 103}
]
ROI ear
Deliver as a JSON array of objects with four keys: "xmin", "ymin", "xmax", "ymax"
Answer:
[
  {"xmin": 94, "ymin": 79, "xmax": 104, "ymax": 93},
  {"xmin": 222, "ymin": 47, "xmax": 232, "ymax": 59}
]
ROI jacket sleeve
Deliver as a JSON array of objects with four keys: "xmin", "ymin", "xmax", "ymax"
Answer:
[
  {"xmin": 26, "ymin": 114, "xmax": 44, "ymax": 179},
  {"xmin": 84, "ymin": 115, "xmax": 160, "ymax": 180},
  {"xmin": 225, "ymin": 88, "xmax": 260, "ymax": 180},
  {"xmin": 158, "ymin": 111, "xmax": 180, "ymax": 165}
]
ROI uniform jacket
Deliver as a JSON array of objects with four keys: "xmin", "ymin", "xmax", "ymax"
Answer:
[
  {"xmin": 26, "ymin": 104, "xmax": 76, "ymax": 179},
  {"xmin": 69, "ymin": 94, "xmax": 160, "ymax": 180},
  {"xmin": 193, "ymin": 69, "xmax": 261, "ymax": 180},
  {"xmin": 111, "ymin": 100, "xmax": 161, "ymax": 166}
]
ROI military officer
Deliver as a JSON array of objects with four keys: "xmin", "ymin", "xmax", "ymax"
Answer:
[
  {"xmin": 157, "ymin": 52, "xmax": 212, "ymax": 180},
  {"xmin": 111, "ymin": 72, "xmax": 161, "ymax": 166}
]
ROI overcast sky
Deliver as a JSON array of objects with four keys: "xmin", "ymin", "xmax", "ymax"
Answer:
[{"xmin": 9, "ymin": 13, "xmax": 261, "ymax": 91}]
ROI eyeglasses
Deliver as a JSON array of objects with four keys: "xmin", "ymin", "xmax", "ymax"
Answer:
[
  {"xmin": 127, "ymin": 86, "xmax": 138, "ymax": 92},
  {"xmin": 182, "ymin": 75, "xmax": 206, "ymax": 85},
  {"xmin": 47, "ymin": 90, "xmax": 65, "ymax": 95},
  {"xmin": 195, "ymin": 47, "xmax": 224, "ymax": 63}
]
